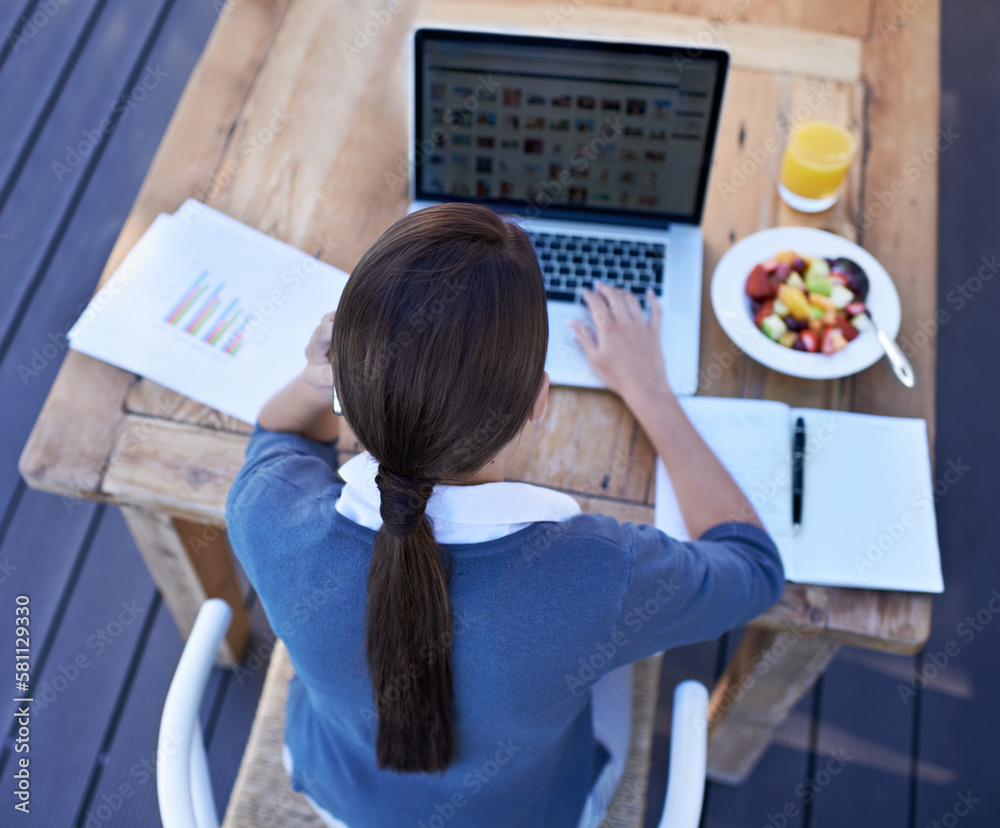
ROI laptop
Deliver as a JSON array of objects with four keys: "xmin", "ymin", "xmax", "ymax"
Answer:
[{"xmin": 409, "ymin": 28, "xmax": 729, "ymax": 395}]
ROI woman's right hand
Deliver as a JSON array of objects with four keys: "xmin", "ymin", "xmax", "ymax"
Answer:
[
  {"xmin": 570, "ymin": 284, "xmax": 763, "ymax": 536},
  {"xmin": 567, "ymin": 282, "xmax": 672, "ymax": 406}
]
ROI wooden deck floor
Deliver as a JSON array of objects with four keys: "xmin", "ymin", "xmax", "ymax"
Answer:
[{"xmin": 1, "ymin": 1, "xmax": 996, "ymax": 825}]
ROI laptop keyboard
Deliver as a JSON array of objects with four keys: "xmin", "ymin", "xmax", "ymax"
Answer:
[{"xmin": 529, "ymin": 232, "xmax": 666, "ymax": 310}]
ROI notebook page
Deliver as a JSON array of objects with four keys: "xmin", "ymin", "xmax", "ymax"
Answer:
[
  {"xmin": 654, "ymin": 397, "xmax": 794, "ymax": 549},
  {"xmin": 790, "ymin": 409, "xmax": 943, "ymax": 592}
]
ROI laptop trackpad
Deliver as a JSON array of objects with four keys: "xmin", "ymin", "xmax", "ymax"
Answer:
[{"xmin": 545, "ymin": 302, "xmax": 602, "ymax": 387}]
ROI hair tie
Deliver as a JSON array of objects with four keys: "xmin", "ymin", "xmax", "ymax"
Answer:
[{"xmin": 375, "ymin": 466, "xmax": 434, "ymax": 537}]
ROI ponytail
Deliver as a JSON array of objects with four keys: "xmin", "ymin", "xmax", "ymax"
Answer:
[
  {"xmin": 331, "ymin": 203, "xmax": 548, "ymax": 773},
  {"xmin": 368, "ymin": 467, "xmax": 454, "ymax": 771}
]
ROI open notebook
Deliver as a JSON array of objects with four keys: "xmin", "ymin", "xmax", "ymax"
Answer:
[{"xmin": 654, "ymin": 397, "xmax": 944, "ymax": 592}]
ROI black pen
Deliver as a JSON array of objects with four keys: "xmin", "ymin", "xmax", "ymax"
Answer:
[{"xmin": 792, "ymin": 417, "xmax": 805, "ymax": 533}]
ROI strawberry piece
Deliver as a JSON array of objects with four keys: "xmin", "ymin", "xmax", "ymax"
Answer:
[
  {"xmin": 761, "ymin": 258, "xmax": 780, "ymax": 273},
  {"xmin": 830, "ymin": 271, "xmax": 849, "ymax": 286},
  {"xmin": 754, "ymin": 299, "xmax": 775, "ymax": 328},
  {"xmin": 746, "ymin": 264, "xmax": 777, "ymax": 300},
  {"xmin": 845, "ymin": 301, "xmax": 867, "ymax": 317},
  {"xmin": 798, "ymin": 329, "xmax": 820, "ymax": 352},
  {"xmin": 821, "ymin": 327, "xmax": 848, "ymax": 354},
  {"xmin": 833, "ymin": 314, "xmax": 860, "ymax": 342}
]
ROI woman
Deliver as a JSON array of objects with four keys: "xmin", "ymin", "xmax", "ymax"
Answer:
[{"xmin": 225, "ymin": 203, "xmax": 784, "ymax": 827}]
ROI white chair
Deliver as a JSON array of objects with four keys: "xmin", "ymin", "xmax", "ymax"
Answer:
[
  {"xmin": 157, "ymin": 598, "xmax": 232, "ymax": 828},
  {"xmin": 158, "ymin": 599, "xmax": 709, "ymax": 828}
]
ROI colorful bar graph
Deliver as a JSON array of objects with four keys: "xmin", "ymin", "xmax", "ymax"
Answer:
[
  {"xmin": 203, "ymin": 299, "xmax": 241, "ymax": 345},
  {"xmin": 162, "ymin": 269, "xmax": 248, "ymax": 357},
  {"xmin": 184, "ymin": 285, "xmax": 223, "ymax": 335},
  {"xmin": 164, "ymin": 270, "xmax": 208, "ymax": 325},
  {"xmin": 222, "ymin": 317, "xmax": 250, "ymax": 355}
]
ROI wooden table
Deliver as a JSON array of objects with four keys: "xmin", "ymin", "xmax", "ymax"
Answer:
[{"xmin": 18, "ymin": 0, "xmax": 939, "ymax": 785}]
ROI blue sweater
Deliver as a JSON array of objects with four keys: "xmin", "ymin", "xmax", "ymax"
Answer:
[{"xmin": 225, "ymin": 426, "xmax": 785, "ymax": 828}]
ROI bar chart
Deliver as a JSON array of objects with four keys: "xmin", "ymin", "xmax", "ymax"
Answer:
[{"xmin": 162, "ymin": 270, "xmax": 250, "ymax": 356}]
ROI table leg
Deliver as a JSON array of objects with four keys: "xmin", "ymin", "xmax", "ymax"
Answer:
[
  {"xmin": 119, "ymin": 505, "xmax": 251, "ymax": 666},
  {"xmin": 706, "ymin": 628, "xmax": 841, "ymax": 784}
]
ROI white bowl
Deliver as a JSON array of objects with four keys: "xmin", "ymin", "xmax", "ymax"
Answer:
[{"xmin": 710, "ymin": 227, "xmax": 901, "ymax": 380}]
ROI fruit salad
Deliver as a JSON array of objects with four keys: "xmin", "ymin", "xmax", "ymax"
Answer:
[{"xmin": 745, "ymin": 251, "xmax": 873, "ymax": 354}]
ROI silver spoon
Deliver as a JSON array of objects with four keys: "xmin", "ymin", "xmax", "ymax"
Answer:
[
  {"xmin": 832, "ymin": 257, "xmax": 915, "ymax": 388},
  {"xmin": 869, "ymin": 310, "xmax": 916, "ymax": 387}
]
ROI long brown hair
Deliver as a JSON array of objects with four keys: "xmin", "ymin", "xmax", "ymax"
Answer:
[{"xmin": 331, "ymin": 203, "xmax": 548, "ymax": 772}]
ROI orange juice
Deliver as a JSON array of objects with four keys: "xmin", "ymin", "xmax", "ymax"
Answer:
[{"xmin": 779, "ymin": 122, "xmax": 857, "ymax": 205}]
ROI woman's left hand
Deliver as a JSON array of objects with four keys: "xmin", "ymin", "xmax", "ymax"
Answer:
[{"xmin": 302, "ymin": 311, "xmax": 336, "ymax": 393}]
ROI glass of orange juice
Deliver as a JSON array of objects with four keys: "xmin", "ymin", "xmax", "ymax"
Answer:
[{"xmin": 778, "ymin": 121, "xmax": 858, "ymax": 212}]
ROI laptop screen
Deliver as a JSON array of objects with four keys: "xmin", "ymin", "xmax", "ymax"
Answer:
[{"xmin": 414, "ymin": 29, "xmax": 728, "ymax": 226}]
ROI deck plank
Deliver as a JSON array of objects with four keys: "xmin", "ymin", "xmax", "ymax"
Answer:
[
  {"xmin": 0, "ymin": 0, "xmax": 218, "ymax": 513},
  {"xmin": 700, "ymin": 631, "xmax": 814, "ymax": 828},
  {"xmin": 80, "ymin": 597, "xmax": 184, "ymax": 827},
  {"xmin": 0, "ymin": 1, "xmax": 72, "ymax": 68},
  {"xmin": 0, "ymin": 0, "xmax": 172, "ymax": 350},
  {"xmin": 0, "ymin": 506, "xmax": 157, "ymax": 824},
  {"xmin": 0, "ymin": 0, "xmax": 101, "ymax": 197},
  {"xmin": 913, "ymin": 0, "xmax": 1000, "ymax": 820},
  {"xmin": 810, "ymin": 649, "xmax": 920, "ymax": 828},
  {"xmin": 0, "ymin": 488, "xmax": 97, "ymax": 736}
]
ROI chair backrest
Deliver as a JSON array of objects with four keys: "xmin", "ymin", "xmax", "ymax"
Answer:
[
  {"xmin": 158, "ymin": 598, "xmax": 232, "ymax": 828},
  {"xmin": 159, "ymin": 600, "xmax": 708, "ymax": 828},
  {"xmin": 221, "ymin": 645, "xmax": 699, "ymax": 828}
]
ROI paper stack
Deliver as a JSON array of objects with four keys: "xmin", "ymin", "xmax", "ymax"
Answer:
[{"xmin": 68, "ymin": 200, "xmax": 349, "ymax": 424}]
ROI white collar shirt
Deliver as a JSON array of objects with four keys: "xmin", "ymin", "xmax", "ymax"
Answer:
[{"xmin": 334, "ymin": 450, "xmax": 582, "ymax": 542}]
